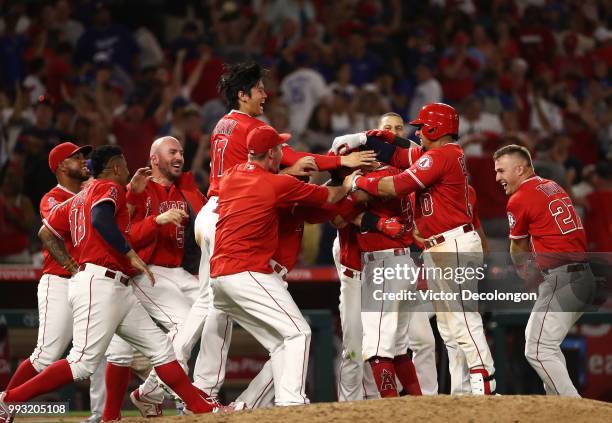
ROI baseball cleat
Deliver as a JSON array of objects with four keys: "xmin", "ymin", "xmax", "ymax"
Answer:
[
  {"xmin": 0, "ymin": 392, "xmax": 14, "ymax": 423},
  {"xmin": 130, "ymin": 388, "xmax": 163, "ymax": 418},
  {"xmin": 81, "ymin": 415, "xmax": 102, "ymax": 423},
  {"xmin": 228, "ymin": 401, "xmax": 246, "ymax": 411}
]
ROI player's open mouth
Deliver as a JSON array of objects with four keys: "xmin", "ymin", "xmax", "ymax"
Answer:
[
  {"xmin": 501, "ymin": 182, "xmax": 507, "ymax": 189},
  {"xmin": 172, "ymin": 163, "xmax": 182, "ymax": 169}
]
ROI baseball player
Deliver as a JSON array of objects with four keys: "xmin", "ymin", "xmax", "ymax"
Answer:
[
  {"xmin": 100, "ymin": 136, "xmax": 208, "ymax": 419},
  {"xmin": 178, "ymin": 61, "xmax": 375, "ymax": 400},
  {"xmin": 4, "ymin": 142, "xmax": 90, "ymax": 390},
  {"xmin": 0, "ymin": 146, "xmax": 216, "ymax": 423},
  {"xmin": 371, "ymin": 113, "xmax": 438, "ymax": 396},
  {"xmin": 494, "ymin": 144, "xmax": 594, "ymax": 396},
  {"xmin": 230, "ymin": 194, "xmax": 361, "ymax": 409},
  {"xmin": 208, "ymin": 124, "xmax": 354, "ymax": 406},
  {"xmin": 349, "ymin": 103, "xmax": 497, "ymax": 395}
]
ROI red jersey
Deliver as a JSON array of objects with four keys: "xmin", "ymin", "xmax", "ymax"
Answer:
[
  {"xmin": 468, "ymin": 185, "xmax": 481, "ymax": 230},
  {"xmin": 393, "ymin": 143, "xmax": 472, "ymax": 239},
  {"xmin": 44, "ymin": 179, "xmax": 135, "ymax": 275},
  {"xmin": 506, "ymin": 176, "xmax": 587, "ymax": 269},
  {"xmin": 208, "ymin": 110, "xmax": 341, "ymax": 197},
  {"xmin": 127, "ymin": 173, "xmax": 206, "ymax": 267},
  {"xmin": 210, "ymin": 163, "xmax": 328, "ymax": 277},
  {"xmin": 273, "ymin": 197, "xmax": 359, "ymax": 271},
  {"xmin": 338, "ymin": 225, "xmax": 362, "ymax": 271},
  {"xmin": 391, "ymin": 145, "xmax": 424, "ymax": 169},
  {"xmin": 40, "ymin": 185, "xmax": 78, "ymax": 277},
  {"xmin": 357, "ymin": 166, "xmax": 414, "ymax": 252}
]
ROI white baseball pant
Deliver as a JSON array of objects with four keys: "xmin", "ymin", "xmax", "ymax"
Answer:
[
  {"xmin": 423, "ymin": 227, "xmax": 495, "ymax": 395},
  {"xmin": 29, "ymin": 275, "xmax": 73, "ymax": 372},
  {"xmin": 66, "ymin": 264, "xmax": 175, "ymax": 381},
  {"xmin": 361, "ymin": 249, "xmax": 416, "ymax": 361},
  {"xmin": 331, "ymin": 236, "xmax": 379, "ymax": 401},
  {"xmin": 395, "ymin": 308, "xmax": 439, "ymax": 395},
  {"xmin": 525, "ymin": 264, "xmax": 595, "ymax": 396},
  {"xmin": 210, "ymin": 271, "xmax": 311, "ymax": 406},
  {"xmin": 105, "ymin": 265, "xmax": 199, "ymax": 401},
  {"xmin": 88, "ymin": 357, "xmax": 106, "ymax": 419},
  {"xmin": 187, "ymin": 196, "xmax": 232, "ymax": 397}
]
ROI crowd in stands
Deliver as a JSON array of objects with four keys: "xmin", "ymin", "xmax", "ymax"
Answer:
[{"xmin": 0, "ymin": 0, "xmax": 610, "ymax": 265}]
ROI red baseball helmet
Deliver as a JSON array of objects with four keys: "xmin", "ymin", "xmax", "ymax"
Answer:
[{"xmin": 409, "ymin": 103, "xmax": 459, "ymax": 140}]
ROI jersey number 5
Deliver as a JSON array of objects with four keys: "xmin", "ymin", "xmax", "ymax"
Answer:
[
  {"xmin": 211, "ymin": 137, "xmax": 229, "ymax": 177},
  {"xmin": 549, "ymin": 197, "xmax": 582, "ymax": 235}
]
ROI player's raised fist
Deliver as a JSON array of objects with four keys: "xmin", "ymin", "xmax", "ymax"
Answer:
[
  {"xmin": 129, "ymin": 167, "xmax": 153, "ymax": 194},
  {"xmin": 155, "ymin": 208, "xmax": 188, "ymax": 227}
]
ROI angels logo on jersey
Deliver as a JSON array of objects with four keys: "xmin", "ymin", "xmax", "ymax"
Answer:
[
  {"xmin": 416, "ymin": 155, "xmax": 433, "ymax": 170},
  {"xmin": 507, "ymin": 212, "xmax": 516, "ymax": 229},
  {"xmin": 47, "ymin": 197, "xmax": 58, "ymax": 208},
  {"xmin": 108, "ymin": 186, "xmax": 118, "ymax": 201}
]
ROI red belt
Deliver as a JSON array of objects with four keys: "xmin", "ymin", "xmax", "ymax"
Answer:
[
  {"xmin": 79, "ymin": 265, "xmax": 130, "ymax": 286},
  {"xmin": 273, "ymin": 263, "xmax": 287, "ymax": 281},
  {"xmin": 424, "ymin": 224, "xmax": 474, "ymax": 250}
]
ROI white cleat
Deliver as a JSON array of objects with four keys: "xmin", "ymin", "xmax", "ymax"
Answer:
[
  {"xmin": 129, "ymin": 389, "xmax": 163, "ymax": 418},
  {"xmin": 0, "ymin": 393, "xmax": 14, "ymax": 423}
]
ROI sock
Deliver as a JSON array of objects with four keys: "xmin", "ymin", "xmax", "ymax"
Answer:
[
  {"xmin": 6, "ymin": 359, "xmax": 39, "ymax": 390},
  {"xmin": 102, "ymin": 364, "xmax": 131, "ymax": 421},
  {"xmin": 393, "ymin": 354, "xmax": 422, "ymax": 396},
  {"xmin": 368, "ymin": 357, "xmax": 398, "ymax": 398},
  {"xmin": 4, "ymin": 359, "xmax": 73, "ymax": 402},
  {"xmin": 154, "ymin": 360, "xmax": 213, "ymax": 413}
]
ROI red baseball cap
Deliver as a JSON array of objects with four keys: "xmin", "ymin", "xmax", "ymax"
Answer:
[
  {"xmin": 48, "ymin": 142, "xmax": 93, "ymax": 172},
  {"xmin": 247, "ymin": 125, "xmax": 291, "ymax": 155}
]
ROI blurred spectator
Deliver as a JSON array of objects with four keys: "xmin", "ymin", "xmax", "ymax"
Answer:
[
  {"xmin": 517, "ymin": 5, "xmax": 556, "ymax": 69},
  {"xmin": 476, "ymin": 68, "xmax": 511, "ymax": 115},
  {"xmin": 345, "ymin": 33, "xmax": 382, "ymax": 86},
  {"xmin": 582, "ymin": 161, "xmax": 612, "ymax": 252},
  {"xmin": 352, "ymin": 85, "xmax": 387, "ymax": 132},
  {"xmin": 302, "ymin": 103, "xmax": 334, "ymax": 149},
  {"xmin": 408, "ymin": 60, "xmax": 442, "ymax": 131},
  {"xmin": 458, "ymin": 96, "xmax": 503, "ymax": 156},
  {"xmin": 281, "ymin": 55, "xmax": 329, "ymax": 135},
  {"xmin": 16, "ymin": 95, "xmax": 62, "ymax": 210},
  {"xmin": 183, "ymin": 40, "xmax": 225, "ymax": 105},
  {"xmin": 53, "ymin": 0, "xmax": 84, "ymax": 46},
  {"xmin": 532, "ymin": 137, "xmax": 570, "ymax": 190},
  {"xmin": 328, "ymin": 63, "xmax": 356, "ymax": 100},
  {"xmin": 0, "ymin": 162, "xmax": 35, "ymax": 264},
  {"xmin": 74, "ymin": 2, "xmax": 140, "ymax": 74},
  {"xmin": 439, "ymin": 31, "xmax": 481, "ymax": 104},
  {"xmin": 23, "ymin": 58, "xmax": 47, "ymax": 105},
  {"xmin": 528, "ymin": 78, "xmax": 564, "ymax": 136},
  {"xmin": 0, "ymin": 8, "xmax": 27, "ymax": 89}
]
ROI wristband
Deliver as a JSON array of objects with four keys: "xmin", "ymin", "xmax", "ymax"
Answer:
[{"xmin": 355, "ymin": 175, "xmax": 380, "ymax": 196}]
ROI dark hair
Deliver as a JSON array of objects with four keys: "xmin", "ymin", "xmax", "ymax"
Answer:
[
  {"xmin": 90, "ymin": 145, "xmax": 123, "ymax": 177},
  {"xmin": 217, "ymin": 62, "xmax": 266, "ymax": 110},
  {"xmin": 493, "ymin": 144, "xmax": 533, "ymax": 167}
]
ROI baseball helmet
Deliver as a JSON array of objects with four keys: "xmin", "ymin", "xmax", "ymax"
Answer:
[{"xmin": 409, "ymin": 103, "xmax": 459, "ymax": 140}]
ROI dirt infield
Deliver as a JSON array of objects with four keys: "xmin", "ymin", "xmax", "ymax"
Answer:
[{"xmin": 17, "ymin": 396, "xmax": 612, "ymax": 423}]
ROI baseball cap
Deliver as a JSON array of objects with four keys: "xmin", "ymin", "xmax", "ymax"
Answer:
[
  {"xmin": 49, "ymin": 142, "xmax": 93, "ymax": 172},
  {"xmin": 246, "ymin": 125, "xmax": 291, "ymax": 155}
]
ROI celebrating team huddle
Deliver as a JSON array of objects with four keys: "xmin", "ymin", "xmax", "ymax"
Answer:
[{"xmin": 0, "ymin": 62, "xmax": 595, "ymax": 421}]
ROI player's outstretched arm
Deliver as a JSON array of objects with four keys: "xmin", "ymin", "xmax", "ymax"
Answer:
[
  {"xmin": 127, "ymin": 249, "xmax": 155, "ymax": 286},
  {"xmin": 323, "ymin": 170, "xmax": 358, "ymax": 203},
  {"xmin": 38, "ymin": 226, "xmax": 79, "ymax": 275},
  {"xmin": 352, "ymin": 174, "xmax": 397, "ymax": 197}
]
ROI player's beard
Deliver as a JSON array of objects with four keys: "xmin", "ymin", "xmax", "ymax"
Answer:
[
  {"xmin": 67, "ymin": 166, "xmax": 90, "ymax": 182},
  {"xmin": 159, "ymin": 161, "xmax": 183, "ymax": 182}
]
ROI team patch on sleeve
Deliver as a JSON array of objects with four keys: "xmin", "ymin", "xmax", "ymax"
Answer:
[
  {"xmin": 108, "ymin": 186, "xmax": 118, "ymax": 201},
  {"xmin": 47, "ymin": 197, "xmax": 58, "ymax": 207},
  {"xmin": 416, "ymin": 155, "xmax": 433, "ymax": 170},
  {"xmin": 507, "ymin": 212, "xmax": 516, "ymax": 229}
]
